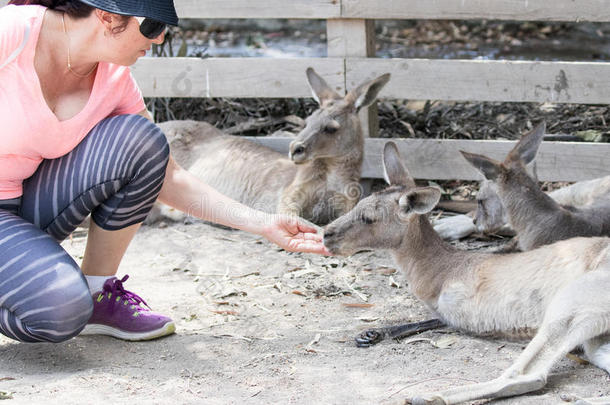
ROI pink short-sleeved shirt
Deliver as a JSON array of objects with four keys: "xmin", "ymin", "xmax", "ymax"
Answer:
[{"xmin": 0, "ymin": 5, "xmax": 146, "ymax": 199}]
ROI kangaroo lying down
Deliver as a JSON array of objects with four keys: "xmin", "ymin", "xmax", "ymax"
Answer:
[
  {"xmin": 323, "ymin": 142, "xmax": 610, "ymax": 405},
  {"xmin": 475, "ymin": 173, "xmax": 610, "ymax": 238},
  {"xmin": 462, "ymin": 122, "xmax": 610, "ymax": 251},
  {"xmin": 151, "ymin": 68, "xmax": 390, "ymax": 225}
]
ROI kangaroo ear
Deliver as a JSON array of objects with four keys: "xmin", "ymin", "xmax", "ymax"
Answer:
[
  {"xmin": 399, "ymin": 187, "xmax": 441, "ymax": 215},
  {"xmin": 507, "ymin": 122, "xmax": 545, "ymax": 165},
  {"xmin": 306, "ymin": 67, "xmax": 342, "ymax": 106},
  {"xmin": 383, "ymin": 141, "xmax": 416, "ymax": 188},
  {"xmin": 461, "ymin": 150, "xmax": 502, "ymax": 181},
  {"xmin": 346, "ymin": 73, "xmax": 391, "ymax": 112}
]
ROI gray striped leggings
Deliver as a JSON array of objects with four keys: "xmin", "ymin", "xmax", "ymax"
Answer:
[{"xmin": 0, "ymin": 115, "xmax": 170, "ymax": 343}]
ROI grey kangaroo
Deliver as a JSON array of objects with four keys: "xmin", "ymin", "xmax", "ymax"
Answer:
[
  {"xmin": 153, "ymin": 68, "xmax": 390, "ymax": 225},
  {"xmin": 462, "ymin": 122, "xmax": 610, "ymax": 251},
  {"xmin": 323, "ymin": 141, "xmax": 610, "ymax": 405}
]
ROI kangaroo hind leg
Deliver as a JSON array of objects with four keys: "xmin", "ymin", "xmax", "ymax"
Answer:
[{"xmin": 408, "ymin": 277, "xmax": 610, "ymax": 405}]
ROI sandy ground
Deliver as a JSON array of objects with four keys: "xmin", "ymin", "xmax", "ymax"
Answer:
[{"xmin": 0, "ymin": 220, "xmax": 608, "ymax": 405}]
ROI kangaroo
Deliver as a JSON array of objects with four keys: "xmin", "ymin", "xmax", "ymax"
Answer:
[
  {"xmin": 323, "ymin": 142, "xmax": 610, "ymax": 405},
  {"xmin": 475, "ymin": 175, "xmax": 610, "ymax": 235},
  {"xmin": 462, "ymin": 122, "xmax": 610, "ymax": 250},
  {"xmin": 153, "ymin": 68, "xmax": 391, "ymax": 225}
]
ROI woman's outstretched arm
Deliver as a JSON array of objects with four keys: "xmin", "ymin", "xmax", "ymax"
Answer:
[{"xmin": 157, "ymin": 155, "xmax": 331, "ymax": 255}]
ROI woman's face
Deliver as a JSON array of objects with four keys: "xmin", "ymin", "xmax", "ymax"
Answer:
[{"xmin": 105, "ymin": 15, "xmax": 166, "ymax": 66}]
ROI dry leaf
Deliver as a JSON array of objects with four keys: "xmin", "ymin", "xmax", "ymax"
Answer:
[
  {"xmin": 378, "ymin": 267, "xmax": 397, "ymax": 275},
  {"xmin": 211, "ymin": 310, "xmax": 239, "ymax": 316},
  {"xmin": 0, "ymin": 391, "xmax": 13, "ymax": 400},
  {"xmin": 342, "ymin": 303, "xmax": 374, "ymax": 308},
  {"xmin": 431, "ymin": 336, "xmax": 459, "ymax": 349},
  {"xmin": 566, "ymin": 353, "xmax": 589, "ymax": 365},
  {"xmin": 389, "ymin": 276, "xmax": 400, "ymax": 288},
  {"xmin": 356, "ymin": 317, "xmax": 379, "ymax": 322}
]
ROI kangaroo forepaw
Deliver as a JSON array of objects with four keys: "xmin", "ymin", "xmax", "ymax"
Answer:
[
  {"xmin": 408, "ymin": 394, "xmax": 447, "ymax": 405},
  {"xmin": 355, "ymin": 329, "xmax": 384, "ymax": 347}
]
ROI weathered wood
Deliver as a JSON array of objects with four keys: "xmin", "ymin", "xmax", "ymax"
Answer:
[
  {"xmin": 347, "ymin": 58, "xmax": 610, "ymax": 104},
  {"xmin": 6, "ymin": 0, "xmax": 606, "ymax": 20},
  {"xmin": 133, "ymin": 57, "xmax": 610, "ymax": 104},
  {"xmin": 5, "ymin": 0, "xmax": 605, "ymax": 21},
  {"xmin": 327, "ymin": 19, "xmax": 378, "ymax": 138},
  {"xmin": 327, "ymin": 19, "xmax": 375, "ymax": 58},
  {"xmin": 342, "ymin": 0, "xmax": 610, "ymax": 21},
  {"xmin": 436, "ymin": 200, "xmax": 477, "ymax": 214},
  {"xmin": 131, "ymin": 57, "xmax": 345, "ymax": 98},
  {"xmin": 174, "ymin": 0, "xmax": 340, "ymax": 19},
  {"xmin": 246, "ymin": 137, "xmax": 610, "ymax": 182}
]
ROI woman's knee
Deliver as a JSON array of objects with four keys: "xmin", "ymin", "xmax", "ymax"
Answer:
[
  {"xmin": 101, "ymin": 114, "xmax": 170, "ymax": 171},
  {"xmin": 8, "ymin": 268, "xmax": 92, "ymax": 343},
  {"xmin": 0, "ymin": 216, "xmax": 93, "ymax": 343},
  {"xmin": 34, "ymin": 268, "xmax": 93, "ymax": 340}
]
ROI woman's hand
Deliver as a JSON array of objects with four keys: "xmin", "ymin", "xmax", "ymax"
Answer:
[{"xmin": 262, "ymin": 215, "xmax": 332, "ymax": 255}]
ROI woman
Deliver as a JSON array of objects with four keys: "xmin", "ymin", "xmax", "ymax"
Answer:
[{"xmin": 0, "ymin": 0, "xmax": 329, "ymax": 343}]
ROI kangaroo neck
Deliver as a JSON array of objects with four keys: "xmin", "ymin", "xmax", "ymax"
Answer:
[
  {"xmin": 299, "ymin": 148, "xmax": 363, "ymax": 184},
  {"xmin": 499, "ymin": 170, "xmax": 562, "ymax": 229},
  {"xmin": 392, "ymin": 215, "xmax": 458, "ymax": 304}
]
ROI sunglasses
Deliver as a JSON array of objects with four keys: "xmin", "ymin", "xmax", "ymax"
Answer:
[{"xmin": 135, "ymin": 17, "xmax": 167, "ymax": 39}]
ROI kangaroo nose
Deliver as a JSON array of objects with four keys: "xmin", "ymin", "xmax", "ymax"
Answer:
[{"xmin": 323, "ymin": 228, "xmax": 335, "ymax": 240}]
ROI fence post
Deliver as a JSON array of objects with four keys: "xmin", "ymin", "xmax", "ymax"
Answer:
[{"xmin": 327, "ymin": 19, "xmax": 379, "ymax": 138}]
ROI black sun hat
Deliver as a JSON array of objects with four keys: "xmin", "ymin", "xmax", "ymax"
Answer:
[{"xmin": 78, "ymin": 0, "xmax": 179, "ymax": 26}]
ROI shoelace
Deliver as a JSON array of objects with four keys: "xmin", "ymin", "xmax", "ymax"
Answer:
[{"xmin": 100, "ymin": 275, "xmax": 151, "ymax": 314}]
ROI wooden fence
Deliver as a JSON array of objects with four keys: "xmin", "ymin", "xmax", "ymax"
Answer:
[{"xmin": 2, "ymin": 0, "xmax": 609, "ymax": 181}]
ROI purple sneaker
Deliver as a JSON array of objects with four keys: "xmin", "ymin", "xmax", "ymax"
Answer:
[{"xmin": 80, "ymin": 275, "xmax": 175, "ymax": 341}]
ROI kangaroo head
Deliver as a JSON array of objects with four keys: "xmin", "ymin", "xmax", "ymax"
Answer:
[
  {"xmin": 323, "ymin": 141, "xmax": 440, "ymax": 255},
  {"xmin": 474, "ymin": 179, "xmax": 509, "ymax": 233},
  {"xmin": 461, "ymin": 122, "xmax": 546, "ymax": 231},
  {"xmin": 289, "ymin": 67, "xmax": 391, "ymax": 164}
]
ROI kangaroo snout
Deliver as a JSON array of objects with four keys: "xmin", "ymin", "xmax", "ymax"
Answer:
[
  {"xmin": 322, "ymin": 226, "xmax": 341, "ymax": 254},
  {"xmin": 322, "ymin": 229, "xmax": 335, "ymax": 241}
]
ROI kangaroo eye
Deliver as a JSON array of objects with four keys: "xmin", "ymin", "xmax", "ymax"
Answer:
[
  {"xmin": 361, "ymin": 214, "xmax": 375, "ymax": 224},
  {"xmin": 325, "ymin": 126, "xmax": 338, "ymax": 134}
]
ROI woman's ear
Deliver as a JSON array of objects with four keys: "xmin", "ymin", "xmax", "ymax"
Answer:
[{"xmin": 95, "ymin": 10, "xmax": 120, "ymax": 36}]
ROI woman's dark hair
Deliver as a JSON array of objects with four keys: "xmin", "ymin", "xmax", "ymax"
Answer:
[
  {"xmin": 8, "ymin": 0, "xmax": 94, "ymax": 18},
  {"xmin": 9, "ymin": 0, "xmax": 130, "ymax": 34}
]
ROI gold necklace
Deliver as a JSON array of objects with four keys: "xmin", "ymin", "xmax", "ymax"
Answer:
[{"xmin": 61, "ymin": 13, "xmax": 98, "ymax": 78}]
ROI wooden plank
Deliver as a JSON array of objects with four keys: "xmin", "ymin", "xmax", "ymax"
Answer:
[
  {"xmin": 327, "ymin": 19, "xmax": 379, "ymax": 138},
  {"xmin": 327, "ymin": 19, "xmax": 375, "ymax": 58},
  {"xmin": 4, "ymin": 0, "xmax": 608, "ymax": 21},
  {"xmin": 342, "ymin": 0, "xmax": 610, "ymax": 21},
  {"xmin": 134, "ymin": 57, "xmax": 610, "ymax": 103},
  {"xmin": 246, "ymin": 137, "xmax": 610, "ymax": 182},
  {"xmin": 347, "ymin": 58, "xmax": 610, "ymax": 104},
  {"xmin": 174, "ymin": 0, "xmax": 340, "ymax": 19},
  {"xmin": 132, "ymin": 57, "xmax": 344, "ymax": 98}
]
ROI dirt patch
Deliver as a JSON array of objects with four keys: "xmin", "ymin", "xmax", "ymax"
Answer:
[{"xmin": 1, "ymin": 221, "xmax": 607, "ymax": 404}]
